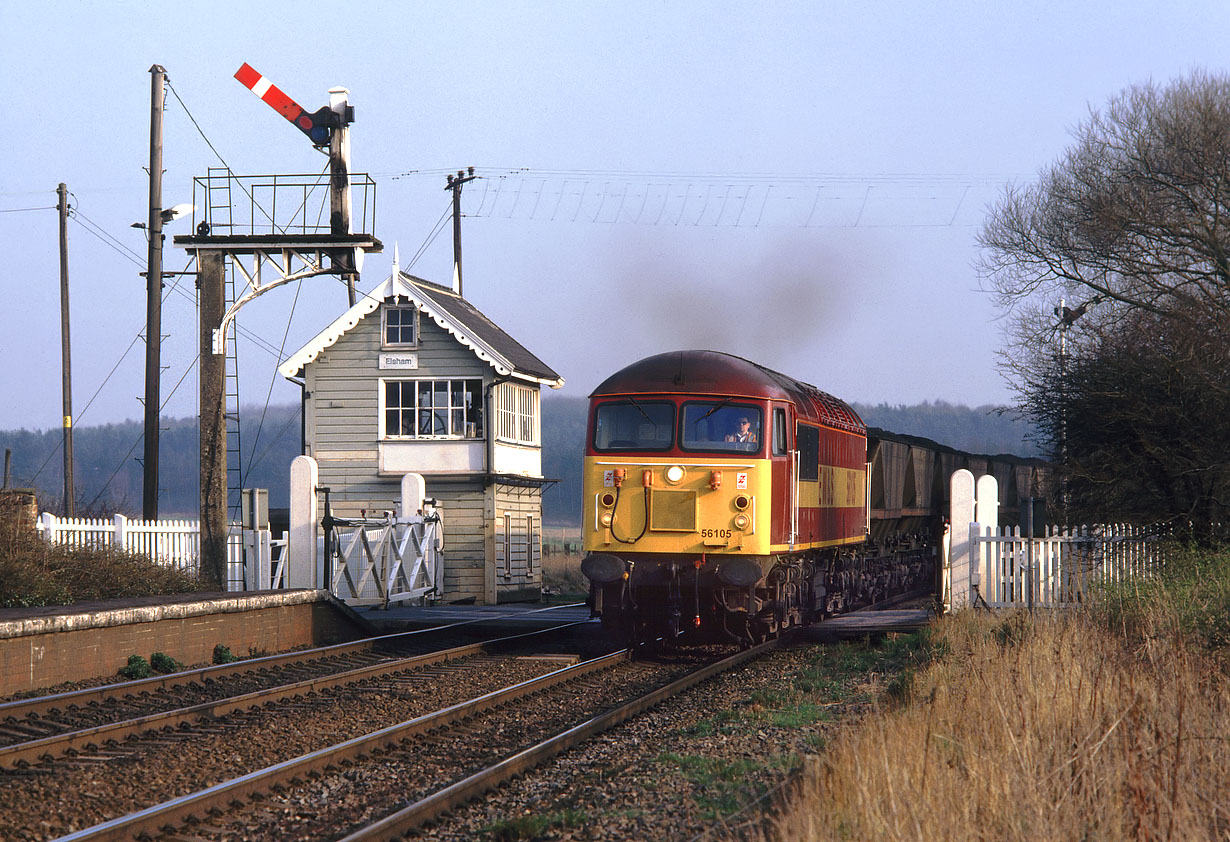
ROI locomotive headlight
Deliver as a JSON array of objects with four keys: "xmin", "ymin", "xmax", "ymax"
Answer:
[
  {"xmin": 600, "ymin": 511, "xmax": 614, "ymax": 527},
  {"xmin": 733, "ymin": 494, "xmax": 751, "ymax": 511},
  {"xmin": 600, "ymin": 491, "xmax": 616, "ymax": 508},
  {"xmin": 734, "ymin": 513, "xmax": 750, "ymax": 530},
  {"xmin": 665, "ymin": 465, "xmax": 685, "ymax": 484}
]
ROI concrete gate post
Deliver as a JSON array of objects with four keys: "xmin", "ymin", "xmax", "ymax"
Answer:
[{"xmin": 289, "ymin": 455, "xmax": 319, "ymax": 589}]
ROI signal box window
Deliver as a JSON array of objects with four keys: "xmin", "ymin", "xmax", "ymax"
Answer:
[
  {"xmin": 382, "ymin": 305, "xmax": 418, "ymax": 348},
  {"xmin": 383, "ymin": 378, "xmax": 482, "ymax": 438},
  {"xmin": 593, "ymin": 400, "xmax": 674, "ymax": 452},
  {"xmin": 681, "ymin": 403, "xmax": 763, "ymax": 454}
]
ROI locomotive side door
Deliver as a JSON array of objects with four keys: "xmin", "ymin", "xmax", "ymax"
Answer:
[{"xmin": 769, "ymin": 403, "xmax": 796, "ymax": 548}]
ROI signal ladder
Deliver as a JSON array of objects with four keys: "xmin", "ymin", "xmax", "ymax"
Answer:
[{"xmin": 202, "ymin": 168, "xmax": 245, "ymax": 523}]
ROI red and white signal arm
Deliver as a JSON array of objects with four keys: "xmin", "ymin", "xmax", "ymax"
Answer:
[{"xmin": 234, "ymin": 63, "xmax": 334, "ymax": 146}]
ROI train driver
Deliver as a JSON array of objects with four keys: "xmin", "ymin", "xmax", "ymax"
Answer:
[{"xmin": 725, "ymin": 416, "xmax": 759, "ymax": 446}]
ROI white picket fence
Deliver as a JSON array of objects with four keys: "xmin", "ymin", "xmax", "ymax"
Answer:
[
  {"xmin": 970, "ymin": 523, "xmax": 1165, "ymax": 609},
  {"xmin": 945, "ymin": 470, "xmax": 1169, "ymax": 611},
  {"xmin": 36, "ymin": 513, "xmax": 286, "ymax": 592}
]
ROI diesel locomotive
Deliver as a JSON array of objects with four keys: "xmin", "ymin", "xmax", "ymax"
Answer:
[{"xmin": 579, "ymin": 350, "xmax": 933, "ymax": 645}]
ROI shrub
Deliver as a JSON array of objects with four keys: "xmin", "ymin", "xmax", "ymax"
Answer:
[
  {"xmin": 0, "ymin": 503, "xmax": 210, "ymax": 608},
  {"xmin": 119, "ymin": 655, "xmax": 153, "ymax": 680},
  {"xmin": 149, "ymin": 652, "xmax": 182, "ymax": 674}
]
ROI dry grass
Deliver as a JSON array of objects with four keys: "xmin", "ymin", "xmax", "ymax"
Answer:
[
  {"xmin": 0, "ymin": 496, "xmax": 209, "ymax": 608},
  {"xmin": 541, "ymin": 550, "xmax": 589, "ymax": 597},
  {"xmin": 772, "ymin": 566, "xmax": 1230, "ymax": 841}
]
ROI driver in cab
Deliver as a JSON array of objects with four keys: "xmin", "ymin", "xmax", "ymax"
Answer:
[{"xmin": 725, "ymin": 417, "xmax": 758, "ymax": 447}]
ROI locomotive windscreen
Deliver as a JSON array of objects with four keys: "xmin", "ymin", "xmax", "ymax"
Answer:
[{"xmin": 593, "ymin": 399, "xmax": 674, "ymax": 451}]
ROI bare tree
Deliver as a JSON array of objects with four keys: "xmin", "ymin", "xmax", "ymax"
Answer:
[
  {"xmin": 980, "ymin": 70, "xmax": 1230, "ymax": 336},
  {"xmin": 980, "ymin": 71, "xmax": 1230, "ymax": 540}
]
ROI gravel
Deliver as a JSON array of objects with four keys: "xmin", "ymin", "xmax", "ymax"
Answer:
[{"xmin": 411, "ymin": 641, "xmax": 882, "ymax": 842}]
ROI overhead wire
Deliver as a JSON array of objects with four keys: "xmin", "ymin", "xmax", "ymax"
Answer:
[{"xmin": 406, "ymin": 201, "xmax": 454, "ymax": 270}]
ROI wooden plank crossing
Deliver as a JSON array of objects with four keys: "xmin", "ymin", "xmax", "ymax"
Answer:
[{"xmin": 804, "ymin": 608, "xmax": 934, "ymax": 641}]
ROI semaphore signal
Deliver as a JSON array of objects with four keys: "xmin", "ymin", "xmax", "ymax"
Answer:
[{"xmin": 233, "ymin": 62, "xmax": 349, "ymax": 147}]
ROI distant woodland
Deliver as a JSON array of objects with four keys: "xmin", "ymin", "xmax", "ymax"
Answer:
[{"xmin": 1, "ymin": 397, "xmax": 1038, "ymax": 526}]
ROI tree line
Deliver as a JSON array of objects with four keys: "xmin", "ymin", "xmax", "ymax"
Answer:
[{"xmin": 1, "ymin": 398, "xmax": 1034, "ymax": 526}]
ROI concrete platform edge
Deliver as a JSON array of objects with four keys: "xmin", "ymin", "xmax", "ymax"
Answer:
[{"xmin": 0, "ymin": 590, "xmax": 330, "ymax": 641}]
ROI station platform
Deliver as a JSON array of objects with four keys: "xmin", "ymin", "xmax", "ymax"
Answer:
[
  {"xmin": 804, "ymin": 607, "xmax": 935, "ymax": 641},
  {"xmin": 2, "ymin": 592, "xmax": 936, "ymax": 697}
]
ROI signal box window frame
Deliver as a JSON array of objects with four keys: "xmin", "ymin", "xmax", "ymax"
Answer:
[
  {"xmin": 382, "ymin": 303, "xmax": 419, "ymax": 349},
  {"xmin": 381, "ymin": 377, "xmax": 483, "ymax": 440}
]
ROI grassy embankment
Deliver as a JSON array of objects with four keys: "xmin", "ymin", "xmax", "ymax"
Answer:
[
  {"xmin": 0, "ymin": 498, "xmax": 208, "ymax": 609},
  {"xmin": 773, "ymin": 549, "xmax": 1230, "ymax": 842}
]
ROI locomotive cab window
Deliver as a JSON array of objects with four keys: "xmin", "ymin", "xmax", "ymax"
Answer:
[
  {"xmin": 772, "ymin": 408, "xmax": 788, "ymax": 456},
  {"xmin": 796, "ymin": 424, "xmax": 819, "ymax": 480},
  {"xmin": 592, "ymin": 400, "xmax": 675, "ymax": 452},
  {"xmin": 681, "ymin": 402, "xmax": 763, "ymax": 454}
]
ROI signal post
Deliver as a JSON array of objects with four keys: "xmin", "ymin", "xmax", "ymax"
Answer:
[{"xmin": 177, "ymin": 65, "xmax": 380, "ymax": 588}]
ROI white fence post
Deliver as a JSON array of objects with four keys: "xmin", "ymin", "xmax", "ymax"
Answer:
[
  {"xmin": 39, "ymin": 512, "xmax": 56, "ymax": 542},
  {"xmin": 400, "ymin": 473, "xmax": 426, "ymax": 518},
  {"xmin": 947, "ymin": 469, "xmax": 976, "ymax": 611},
  {"xmin": 289, "ymin": 455, "xmax": 320, "ymax": 589},
  {"xmin": 113, "ymin": 513, "xmax": 127, "ymax": 552},
  {"xmin": 975, "ymin": 474, "xmax": 998, "ymax": 608}
]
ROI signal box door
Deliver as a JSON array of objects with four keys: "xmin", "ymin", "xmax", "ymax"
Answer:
[{"xmin": 769, "ymin": 403, "xmax": 795, "ymax": 547}]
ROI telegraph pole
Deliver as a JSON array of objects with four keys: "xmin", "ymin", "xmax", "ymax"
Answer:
[
  {"xmin": 143, "ymin": 64, "xmax": 167, "ymax": 520},
  {"xmin": 445, "ymin": 168, "xmax": 476, "ymax": 296},
  {"xmin": 57, "ymin": 183, "xmax": 75, "ymax": 517},
  {"xmin": 199, "ymin": 250, "xmax": 228, "ymax": 590}
]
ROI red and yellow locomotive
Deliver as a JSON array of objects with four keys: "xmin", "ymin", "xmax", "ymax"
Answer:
[{"xmin": 580, "ymin": 350, "xmax": 890, "ymax": 645}]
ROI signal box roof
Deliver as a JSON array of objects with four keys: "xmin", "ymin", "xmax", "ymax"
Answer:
[{"xmin": 590, "ymin": 350, "xmax": 865, "ymax": 434}]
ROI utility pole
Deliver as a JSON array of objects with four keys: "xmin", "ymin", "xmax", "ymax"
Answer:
[
  {"xmin": 143, "ymin": 64, "xmax": 167, "ymax": 520},
  {"xmin": 445, "ymin": 167, "xmax": 476, "ymax": 296},
  {"xmin": 57, "ymin": 183, "xmax": 75, "ymax": 517},
  {"xmin": 199, "ymin": 250, "xmax": 228, "ymax": 590}
]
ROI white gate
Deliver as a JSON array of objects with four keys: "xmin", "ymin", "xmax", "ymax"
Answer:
[
  {"xmin": 945, "ymin": 470, "xmax": 1166, "ymax": 611},
  {"xmin": 323, "ymin": 513, "xmax": 442, "ymax": 607}
]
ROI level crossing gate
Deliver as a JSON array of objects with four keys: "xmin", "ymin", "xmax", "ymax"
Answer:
[
  {"xmin": 944, "ymin": 469, "xmax": 1166, "ymax": 611},
  {"xmin": 322, "ymin": 511, "xmax": 442, "ymax": 607}
]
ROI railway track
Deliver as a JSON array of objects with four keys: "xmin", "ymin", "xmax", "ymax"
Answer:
[
  {"xmin": 0, "ymin": 604, "xmax": 589, "ymax": 766},
  {"xmin": 36, "ymin": 638, "xmax": 780, "ymax": 842}
]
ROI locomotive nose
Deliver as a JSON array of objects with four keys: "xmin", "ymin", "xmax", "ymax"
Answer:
[{"xmin": 580, "ymin": 553, "xmax": 628, "ymax": 584}]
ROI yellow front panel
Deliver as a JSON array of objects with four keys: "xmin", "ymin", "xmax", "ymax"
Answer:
[{"xmin": 583, "ymin": 456, "xmax": 772, "ymax": 555}]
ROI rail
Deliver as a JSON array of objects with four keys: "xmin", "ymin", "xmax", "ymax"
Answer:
[{"xmin": 52, "ymin": 638, "xmax": 781, "ymax": 842}]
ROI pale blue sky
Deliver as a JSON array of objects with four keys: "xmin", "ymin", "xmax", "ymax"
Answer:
[{"xmin": 3, "ymin": 0, "xmax": 1227, "ymax": 431}]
